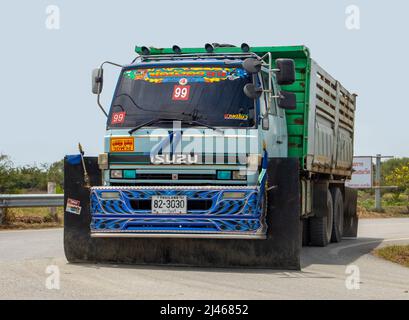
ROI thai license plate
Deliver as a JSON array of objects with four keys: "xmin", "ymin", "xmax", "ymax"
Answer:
[{"xmin": 151, "ymin": 195, "xmax": 187, "ymax": 214}]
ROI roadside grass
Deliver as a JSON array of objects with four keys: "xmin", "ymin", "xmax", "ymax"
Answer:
[
  {"xmin": 358, "ymin": 191, "xmax": 409, "ymax": 219},
  {"xmin": 0, "ymin": 207, "xmax": 63, "ymax": 230},
  {"xmin": 374, "ymin": 245, "xmax": 409, "ymax": 268}
]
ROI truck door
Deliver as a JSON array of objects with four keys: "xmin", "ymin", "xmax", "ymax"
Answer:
[
  {"xmin": 272, "ymin": 72, "xmax": 288, "ymax": 157},
  {"xmin": 260, "ymin": 70, "xmax": 287, "ymax": 157}
]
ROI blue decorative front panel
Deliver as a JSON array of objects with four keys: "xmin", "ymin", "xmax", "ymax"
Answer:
[{"xmin": 90, "ymin": 186, "xmax": 266, "ymax": 237}]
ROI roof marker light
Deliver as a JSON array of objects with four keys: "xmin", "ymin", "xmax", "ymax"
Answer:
[
  {"xmin": 172, "ymin": 45, "xmax": 182, "ymax": 54},
  {"xmin": 241, "ymin": 43, "xmax": 250, "ymax": 52},
  {"xmin": 205, "ymin": 43, "xmax": 214, "ymax": 53},
  {"xmin": 141, "ymin": 46, "xmax": 151, "ymax": 55}
]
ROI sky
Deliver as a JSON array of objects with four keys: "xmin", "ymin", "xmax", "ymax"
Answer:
[{"xmin": 0, "ymin": 0, "xmax": 407, "ymax": 165}]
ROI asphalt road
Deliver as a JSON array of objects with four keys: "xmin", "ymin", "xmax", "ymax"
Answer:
[{"xmin": 0, "ymin": 218, "xmax": 408, "ymax": 299}]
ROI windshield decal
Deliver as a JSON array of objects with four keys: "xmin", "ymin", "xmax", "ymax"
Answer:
[
  {"xmin": 224, "ymin": 113, "xmax": 249, "ymax": 121},
  {"xmin": 123, "ymin": 67, "xmax": 248, "ymax": 84},
  {"xmin": 179, "ymin": 78, "xmax": 188, "ymax": 85},
  {"xmin": 111, "ymin": 111, "xmax": 126, "ymax": 124},
  {"xmin": 172, "ymin": 85, "xmax": 190, "ymax": 101}
]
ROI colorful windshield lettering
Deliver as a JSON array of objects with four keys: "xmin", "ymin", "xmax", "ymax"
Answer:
[
  {"xmin": 224, "ymin": 113, "xmax": 249, "ymax": 121},
  {"xmin": 123, "ymin": 67, "xmax": 248, "ymax": 83}
]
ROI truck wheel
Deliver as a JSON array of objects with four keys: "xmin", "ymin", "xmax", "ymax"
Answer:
[
  {"xmin": 330, "ymin": 187, "xmax": 344, "ymax": 243},
  {"xmin": 309, "ymin": 190, "xmax": 333, "ymax": 247},
  {"xmin": 343, "ymin": 188, "xmax": 359, "ymax": 238}
]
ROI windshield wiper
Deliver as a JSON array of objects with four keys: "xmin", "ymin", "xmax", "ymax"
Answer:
[
  {"xmin": 181, "ymin": 119, "xmax": 222, "ymax": 133},
  {"xmin": 128, "ymin": 118, "xmax": 176, "ymax": 135},
  {"xmin": 128, "ymin": 117, "xmax": 222, "ymax": 135},
  {"xmin": 181, "ymin": 109, "xmax": 222, "ymax": 132}
]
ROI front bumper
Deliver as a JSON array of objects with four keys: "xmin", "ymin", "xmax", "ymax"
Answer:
[{"xmin": 90, "ymin": 185, "xmax": 266, "ymax": 239}]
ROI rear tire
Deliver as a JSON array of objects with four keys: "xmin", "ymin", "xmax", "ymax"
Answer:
[
  {"xmin": 330, "ymin": 187, "xmax": 344, "ymax": 243},
  {"xmin": 309, "ymin": 190, "xmax": 333, "ymax": 247}
]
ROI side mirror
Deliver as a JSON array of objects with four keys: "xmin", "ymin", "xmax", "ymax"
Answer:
[
  {"xmin": 92, "ymin": 68, "xmax": 104, "ymax": 94},
  {"xmin": 278, "ymin": 91, "xmax": 297, "ymax": 110},
  {"xmin": 276, "ymin": 59, "xmax": 295, "ymax": 85},
  {"xmin": 242, "ymin": 58, "xmax": 262, "ymax": 74},
  {"xmin": 244, "ymin": 83, "xmax": 263, "ymax": 99}
]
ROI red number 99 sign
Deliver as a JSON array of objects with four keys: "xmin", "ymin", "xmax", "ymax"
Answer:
[
  {"xmin": 111, "ymin": 111, "xmax": 126, "ymax": 124},
  {"xmin": 172, "ymin": 85, "xmax": 190, "ymax": 101}
]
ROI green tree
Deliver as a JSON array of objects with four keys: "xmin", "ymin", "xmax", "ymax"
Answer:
[
  {"xmin": 47, "ymin": 159, "xmax": 64, "ymax": 192},
  {"xmin": 0, "ymin": 154, "xmax": 64, "ymax": 193},
  {"xmin": 381, "ymin": 158, "xmax": 409, "ymax": 185},
  {"xmin": 385, "ymin": 162, "xmax": 409, "ymax": 211},
  {"xmin": 0, "ymin": 154, "xmax": 17, "ymax": 193}
]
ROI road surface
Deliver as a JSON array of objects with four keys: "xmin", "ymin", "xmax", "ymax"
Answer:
[{"xmin": 0, "ymin": 218, "xmax": 408, "ymax": 299}]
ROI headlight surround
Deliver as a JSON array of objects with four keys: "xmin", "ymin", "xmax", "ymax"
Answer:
[{"xmin": 110, "ymin": 169, "xmax": 123, "ymax": 179}]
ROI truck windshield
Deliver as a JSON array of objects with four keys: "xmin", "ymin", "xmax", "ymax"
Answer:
[{"xmin": 108, "ymin": 66, "xmax": 255, "ymax": 128}]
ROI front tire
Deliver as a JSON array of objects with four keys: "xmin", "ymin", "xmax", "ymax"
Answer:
[{"xmin": 309, "ymin": 190, "xmax": 333, "ymax": 247}]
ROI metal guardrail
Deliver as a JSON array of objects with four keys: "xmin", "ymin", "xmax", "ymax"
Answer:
[{"xmin": 0, "ymin": 194, "xmax": 64, "ymax": 208}]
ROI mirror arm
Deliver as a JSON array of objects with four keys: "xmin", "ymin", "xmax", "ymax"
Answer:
[
  {"xmin": 100, "ymin": 61, "xmax": 123, "ymax": 69},
  {"xmin": 96, "ymin": 61, "xmax": 123, "ymax": 118},
  {"xmin": 97, "ymin": 94, "xmax": 108, "ymax": 117}
]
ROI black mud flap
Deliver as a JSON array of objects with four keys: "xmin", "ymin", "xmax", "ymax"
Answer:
[
  {"xmin": 64, "ymin": 157, "xmax": 301, "ymax": 269},
  {"xmin": 63, "ymin": 156, "xmax": 101, "ymax": 262},
  {"xmin": 343, "ymin": 187, "xmax": 359, "ymax": 238}
]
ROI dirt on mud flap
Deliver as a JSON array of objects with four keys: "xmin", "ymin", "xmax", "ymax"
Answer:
[{"xmin": 64, "ymin": 156, "xmax": 301, "ymax": 269}]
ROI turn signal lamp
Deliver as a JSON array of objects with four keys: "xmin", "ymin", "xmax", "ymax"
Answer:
[{"xmin": 98, "ymin": 153, "xmax": 108, "ymax": 170}]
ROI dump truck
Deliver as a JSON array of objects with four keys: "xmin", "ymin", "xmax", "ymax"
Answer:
[{"xmin": 64, "ymin": 44, "xmax": 358, "ymax": 269}]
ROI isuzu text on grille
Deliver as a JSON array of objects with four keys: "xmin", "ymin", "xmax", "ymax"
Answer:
[{"xmin": 151, "ymin": 154, "xmax": 199, "ymax": 164}]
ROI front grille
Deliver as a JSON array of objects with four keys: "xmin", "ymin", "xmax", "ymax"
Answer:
[
  {"xmin": 178, "ymin": 174, "xmax": 216, "ymax": 180},
  {"xmin": 129, "ymin": 199, "xmax": 150, "ymax": 210},
  {"xmin": 116, "ymin": 173, "xmax": 217, "ymax": 180},
  {"xmin": 129, "ymin": 199, "xmax": 213, "ymax": 211},
  {"xmin": 137, "ymin": 173, "xmax": 172, "ymax": 180},
  {"xmin": 188, "ymin": 199, "xmax": 213, "ymax": 210}
]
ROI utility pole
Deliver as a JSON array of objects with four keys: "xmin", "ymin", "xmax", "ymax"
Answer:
[
  {"xmin": 373, "ymin": 154, "xmax": 394, "ymax": 212},
  {"xmin": 374, "ymin": 154, "xmax": 382, "ymax": 212},
  {"xmin": 48, "ymin": 182, "xmax": 58, "ymax": 222}
]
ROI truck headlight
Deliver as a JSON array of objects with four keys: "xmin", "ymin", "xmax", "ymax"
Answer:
[
  {"xmin": 110, "ymin": 170, "xmax": 123, "ymax": 179},
  {"xmin": 232, "ymin": 170, "xmax": 247, "ymax": 180},
  {"xmin": 247, "ymin": 154, "xmax": 261, "ymax": 170},
  {"xmin": 98, "ymin": 153, "xmax": 108, "ymax": 170}
]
